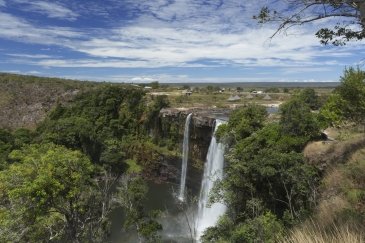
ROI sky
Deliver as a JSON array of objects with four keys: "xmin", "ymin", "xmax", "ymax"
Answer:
[{"xmin": 0, "ymin": 0, "xmax": 364, "ymax": 83}]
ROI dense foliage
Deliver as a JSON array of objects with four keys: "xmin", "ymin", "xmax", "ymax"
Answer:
[
  {"xmin": 201, "ymin": 68, "xmax": 365, "ymax": 242},
  {"xmin": 0, "ymin": 68, "xmax": 364, "ymax": 242},
  {"xmin": 320, "ymin": 67, "xmax": 365, "ymax": 128},
  {"xmin": 0, "ymin": 143, "xmax": 98, "ymax": 242},
  {"xmin": 0, "ymin": 85, "xmax": 170, "ymax": 242},
  {"xmin": 204, "ymin": 97, "xmax": 322, "ymax": 242}
]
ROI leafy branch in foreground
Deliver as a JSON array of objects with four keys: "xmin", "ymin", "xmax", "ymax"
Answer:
[{"xmin": 254, "ymin": 1, "xmax": 365, "ymax": 45}]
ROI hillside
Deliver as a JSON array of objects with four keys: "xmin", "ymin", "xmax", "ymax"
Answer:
[
  {"xmin": 0, "ymin": 73, "xmax": 100, "ymax": 129},
  {"xmin": 285, "ymin": 128, "xmax": 365, "ymax": 242}
]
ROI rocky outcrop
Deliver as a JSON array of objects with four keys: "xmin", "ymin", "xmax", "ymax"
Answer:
[
  {"xmin": 159, "ymin": 107, "xmax": 229, "ymax": 168},
  {"xmin": 160, "ymin": 107, "xmax": 229, "ymax": 128}
]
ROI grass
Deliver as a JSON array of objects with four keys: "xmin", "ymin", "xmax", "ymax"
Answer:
[
  {"xmin": 304, "ymin": 128, "xmax": 365, "ymax": 167},
  {"xmin": 283, "ymin": 222, "xmax": 364, "ymax": 243},
  {"xmin": 295, "ymin": 129, "xmax": 365, "ymax": 243},
  {"xmin": 165, "ymin": 91, "xmax": 288, "ymax": 108}
]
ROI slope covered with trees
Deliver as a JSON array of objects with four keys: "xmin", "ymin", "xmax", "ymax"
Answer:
[
  {"xmin": 201, "ymin": 68, "xmax": 365, "ymax": 242},
  {"xmin": 0, "ymin": 68, "xmax": 364, "ymax": 242},
  {"xmin": 0, "ymin": 84, "xmax": 171, "ymax": 242}
]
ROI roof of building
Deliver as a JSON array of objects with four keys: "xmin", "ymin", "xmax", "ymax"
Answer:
[{"xmin": 228, "ymin": 95, "xmax": 241, "ymax": 101}]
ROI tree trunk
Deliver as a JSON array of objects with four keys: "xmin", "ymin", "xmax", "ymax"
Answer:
[{"xmin": 359, "ymin": 2, "xmax": 365, "ymax": 26}]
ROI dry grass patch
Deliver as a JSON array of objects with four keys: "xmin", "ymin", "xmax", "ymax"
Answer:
[
  {"xmin": 294, "ymin": 138, "xmax": 365, "ymax": 243},
  {"xmin": 283, "ymin": 222, "xmax": 364, "ymax": 243},
  {"xmin": 316, "ymin": 195, "xmax": 348, "ymax": 226},
  {"xmin": 304, "ymin": 135, "xmax": 365, "ymax": 169},
  {"xmin": 303, "ymin": 141, "xmax": 331, "ymax": 160}
]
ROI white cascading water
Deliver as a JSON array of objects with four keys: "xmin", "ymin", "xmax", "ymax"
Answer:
[
  {"xmin": 178, "ymin": 113, "xmax": 193, "ymax": 202},
  {"xmin": 195, "ymin": 119, "xmax": 227, "ymax": 241}
]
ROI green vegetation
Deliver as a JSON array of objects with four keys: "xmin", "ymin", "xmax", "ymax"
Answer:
[
  {"xmin": 201, "ymin": 68, "xmax": 365, "ymax": 242},
  {"xmin": 206, "ymin": 102, "xmax": 320, "ymax": 242},
  {"xmin": 320, "ymin": 67, "xmax": 365, "ymax": 129},
  {"xmin": 0, "ymin": 84, "xmax": 171, "ymax": 242},
  {"xmin": 0, "ymin": 68, "xmax": 363, "ymax": 242},
  {"xmin": 0, "ymin": 143, "xmax": 97, "ymax": 242}
]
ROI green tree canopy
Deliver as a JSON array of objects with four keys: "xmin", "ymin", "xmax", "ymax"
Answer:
[
  {"xmin": 0, "ymin": 143, "xmax": 106, "ymax": 242},
  {"xmin": 216, "ymin": 104, "xmax": 267, "ymax": 145},
  {"xmin": 280, "ymin": 97, "xmax": 321, "ymax": 139},
  {"xmin": 298, "ymin": 88, "xmax": 320, "ymax": 110},
  {"xmin": 207, "ymin": 102, "xmax": 321, "ymax": 242},
  {"xmin": 320, "ymin": 67, "xmax": 365, "ymax": 127}
]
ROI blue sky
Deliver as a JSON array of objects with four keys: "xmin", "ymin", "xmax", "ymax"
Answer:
[{"xmin": 0, "ymin": 0, "xmax": 363, "ymax": 83}]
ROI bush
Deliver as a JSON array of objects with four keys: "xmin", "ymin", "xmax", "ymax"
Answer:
[{"xmin": 231, "ymin": 212, "xmax": 284, "ymax": 243}]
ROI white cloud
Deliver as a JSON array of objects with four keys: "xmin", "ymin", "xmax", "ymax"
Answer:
[
  {"xmin": 13, "ymin": 0, "xmax": 78, "ymax": 20},
  {"xmin": 28, "ymin": 70, "xmax": 41, "ymax": 74},
  {"xmin": 6, "ymin": 53, "xmax": 56, "ymax": 59},
  {"xmin": 130, "ymin": 76, "xmax": 155, "ymax": 82},
  {"xmin": 13, "ymin": 58, "xmax": 212, "ymax": 68},
  {"xmin": 2, "ymin": 70, "xmax": 20, "ymax": 73},
  {"xmin": 56, "ymin": 73, "xmax": 337, "ymax": 83},
  {"xmin": 0, "ymin": 12, "xmax": 83, "ymax": 45},
  {"xmin": 281, "ymin": 67, "xmax": 333, "ymax": 74},
  {"xmin": 0, "ymin": 0, "xmax": 362, "ymax": 70},
  {"xmin": 0, "ymin": 0, "xmax": 6, "ymax": 7}
]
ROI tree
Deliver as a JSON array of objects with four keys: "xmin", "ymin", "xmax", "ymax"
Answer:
[
  {"xmin": 255, "ymin": 1, "xmax": 365, "ymax": 45},
  {"xmin": 0, "ymin": 128, "xmax": 34, "ymax": 170},
  {"xmin": 208, "ymin": 125, "xmax": 319, "ymax": 241},
  {"xmin": 37, "ymin": 86, "xmax": 150, "ymax": 165},
  {"xmin": 298, "ymin": 88, "xmax": 320, "ymax": 110},
  {"xmin": 280, "ymin": 97, "xmax": 321, "ymax": 139},
  {"xmin": 209, "ymin": 100, "xmax": 320, "ymax": 242},
  {"xmin": 116, "ymin": 176, "xmax": 162, "ymax": 243},
  {"xmin": 0, "ymin": 129, "xmax": 14, "ymax": 170},
  {"xmin": 182, "ymin": 85, "xmax": 191, "ymax": 90},
  {"xmin": 265, "ymin": 87, "xmax": 280, "ymax": 93},
  {"xmin": 228, "ymin": 212, "xmax": 284, "ymax": 243},
  {"xmin": 336, "ymin": 67, "xmax": 365, "ymax": 125},
  {"xmin": 150, "ymin": 81, "xmax": 160, "ymax": 89},
  {"xmin": 216, "ymin": 104, "xmax": 268, "ymax": 145},
  {"xmin": 146, "ymin": 95, "xmax": 170, "ymax": 139},
  {"xmin": 320, "ymin": 67, "xmax": 365, "ymax": 128},
  {"xmin": 0, "ymin": 143, "xmax": 109, "ymax": 242}
]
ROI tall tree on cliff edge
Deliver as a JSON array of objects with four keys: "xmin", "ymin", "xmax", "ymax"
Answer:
[{"xmin": 254, "ymin": 0, "xmax": 365, "ymax": 45}]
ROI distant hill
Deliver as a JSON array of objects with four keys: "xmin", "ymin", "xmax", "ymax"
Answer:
[
  {"xmin": 0, "ymin": 73, "xmax": 100, "ymax": 129},
  {"xmin": 0, "ymin": 73, "xmax": 340, "ymax": 129}
]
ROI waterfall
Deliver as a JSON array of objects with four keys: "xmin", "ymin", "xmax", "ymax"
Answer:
[
  {"xmin": 195, "ymin": 119, "xmax": 227, "ymax": 241},
  {"xmin": 178, "ymin": 113, "xmax": 193, "ymax": 202}
]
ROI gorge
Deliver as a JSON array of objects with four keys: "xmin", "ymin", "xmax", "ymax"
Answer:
[{"xmin": 2, "ymin": 74, "xmax": 363, "ymax": 243}]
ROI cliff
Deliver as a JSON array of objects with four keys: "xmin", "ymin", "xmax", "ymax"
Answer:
[{"xmin": 159, "ymin": 107, "xmax": 229, "ymax": 168}]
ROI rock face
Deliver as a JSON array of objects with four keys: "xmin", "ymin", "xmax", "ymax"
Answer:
[
  {"xmin": 159, "ymin": 107, "xmax": 230, "ymax": 168},
  {"xmin": 160, "ymin": 107, "xmax": 229, "ymax": 127}
]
